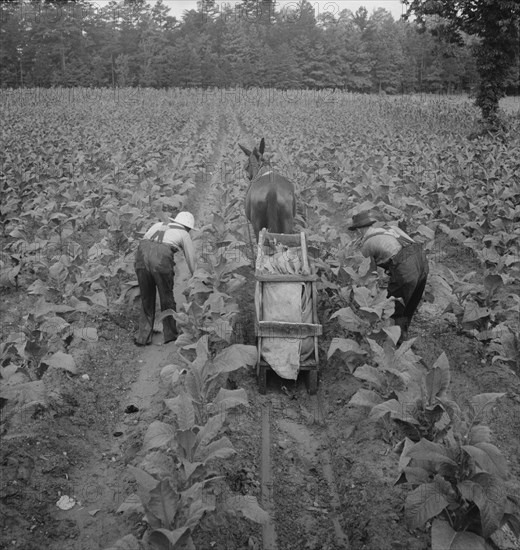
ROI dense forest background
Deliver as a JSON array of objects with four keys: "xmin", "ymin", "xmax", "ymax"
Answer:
[{"xmin": 0, "ymin": 0, "xmax": 518, "ymax": 93}]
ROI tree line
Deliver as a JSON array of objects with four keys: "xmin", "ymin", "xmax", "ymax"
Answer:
[{"xmin": 0, "ymin": 0, "xmax": 510, "ymax": 94}]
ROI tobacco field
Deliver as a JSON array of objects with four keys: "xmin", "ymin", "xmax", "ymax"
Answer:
[{"xmin": 1, "ymin": 88, "xmax": 520, "ymax": 550}]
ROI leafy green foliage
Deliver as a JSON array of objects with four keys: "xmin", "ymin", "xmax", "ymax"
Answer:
[
  {"xmin": 397, "ymin": 392, "xmax": 520, "ymax": 546},
  {"xmin": 0, "ymin": 307, "xmax": 98, "ymax": 430},
  {"xmin": 345, "ymin": 335, "xmax": 425, "ymax": 417},
  {"xmin": 163, "ymin": 336, "xmax": 256, "ymax": 425},
  {"xmin": 331, "ymin": 285, "xmax": 397, "ymax": 340},
  {"xmin": 368, "ymin": 352, "xmax": 455, "ymax": 442}
]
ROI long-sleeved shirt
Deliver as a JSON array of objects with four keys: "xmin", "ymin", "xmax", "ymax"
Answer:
[
  {"xmin": 143, "ymin": 222, "xmax": 197, "ymax": 275},
  {"xmin": 361, "ymin": 226, "xmax": 415, "ymax": 267}
]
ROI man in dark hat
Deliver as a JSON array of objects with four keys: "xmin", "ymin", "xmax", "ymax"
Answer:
[
  {"xmin": 134, "ymin": 212, "xmax": 197, "ymax": 346},
  {"xmin": 349, "ymin": 211, "xmax": 429, "ymax": 344}
]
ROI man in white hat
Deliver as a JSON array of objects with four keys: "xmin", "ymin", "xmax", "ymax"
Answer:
[
  {"xmin": 349, "ymin": 211, "xmax": 429, "ymax": 344},
  {"xmin": 134, "ymin": 212, "xmax": 197, "ymax": 346}
]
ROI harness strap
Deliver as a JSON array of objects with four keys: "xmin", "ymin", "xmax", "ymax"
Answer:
[
  {"xmin": 150, "ymin": 229, "xmax": 166, "ymax": 244},
  {"xmin": 364, "ymin": 230, "xmax": 415, "ymax": 247},
  {"xmin": 257, "ymin": 170, "xmax": 273, "ymax": 178},
  {"xmin": 252, "ymin": 164, "xmax": 273, "ymax": 181},
  {"xmin": 150, "ymin": 226, "xmax": 184, "ymax": 252},
  {"xmin": 364, "ymin": 229, "xmax": 416, "ymax": 271},
  {"xmin": 396, "ymin": 234, "xmax": 415, "ymax": 247},
  {"xmin": 168, "ymin": 222, "xmax": 186, "ymax": 230}
]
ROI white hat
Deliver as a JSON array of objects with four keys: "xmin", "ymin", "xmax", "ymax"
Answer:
[{"xmin": 169, "ymin": 211, "xmax": 196, "ymax": 230}]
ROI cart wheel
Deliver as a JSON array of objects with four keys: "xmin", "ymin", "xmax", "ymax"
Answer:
[
  {"xmin": 258, "ymin": 366, "xmax": 267, "ymax": 395},
  {"xmin": 307, "ymin": 370, "xmax": 318, "ymax": 395}
]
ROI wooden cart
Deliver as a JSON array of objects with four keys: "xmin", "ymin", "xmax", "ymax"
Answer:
[{"xmin": 254, "ymin": 229, "xmax": 322, "ymax": 395}]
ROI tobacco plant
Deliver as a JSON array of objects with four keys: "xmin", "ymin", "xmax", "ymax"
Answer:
[
  {"xmin": 157, "ymin": 290, "xmax": 239, "ymax": 346},
  {"xmin": 111, "ymin": 457, "xmax": 267, "ymax": 550},
  {"xmin": 397, "ymin": 393, "xmax": 520, "ymax": 549},
  {"xmin": 0, "ymin": 305, "xmax": 98, "ymax": 430},
  {"xmin": 330, "ymin": 284, "xmax": 397, "ymax": 349},
  {"xmin": 161, "ymin": 336, "xmax": 256, "ymax": 425},
  {"xmin": 366, "ymin": 352, "xmax": 454, "ymax": 440},
  {"xmin": 346, "ymin": 336, "xmax": 424, "ymax": 412}
]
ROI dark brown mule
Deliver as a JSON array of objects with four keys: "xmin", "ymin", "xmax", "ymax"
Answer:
[{"xmin": 239, "ymin": 138, "xmax": 296, "ymax": 242}]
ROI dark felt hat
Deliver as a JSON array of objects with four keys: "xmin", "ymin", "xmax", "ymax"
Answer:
[{"xmin": 348, "ymin": 211, "xmax": 377, "ymax": 230}]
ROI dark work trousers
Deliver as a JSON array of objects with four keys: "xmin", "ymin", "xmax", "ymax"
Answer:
[
  {"xmin": 134, "ymin": 240, "xmax": 178, "ymax": 345},
  {"xmin": 386, "ymin": 243, "xmax": 429, "ymax": 340}
]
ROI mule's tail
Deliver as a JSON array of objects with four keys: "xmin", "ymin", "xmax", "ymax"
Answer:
[{"xmin": 266, "ymin": 187, "xmax": 279, "ymax": 233}]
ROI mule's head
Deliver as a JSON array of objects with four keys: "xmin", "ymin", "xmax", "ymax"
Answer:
[{"xmin": 239, "ymin": 138, "xmax": 266, "ymax": 180}]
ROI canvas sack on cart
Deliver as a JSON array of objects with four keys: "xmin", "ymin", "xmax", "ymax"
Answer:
[{"xmin": 254, "ymin": 229, "xmax": 322, "ymax": 394}]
